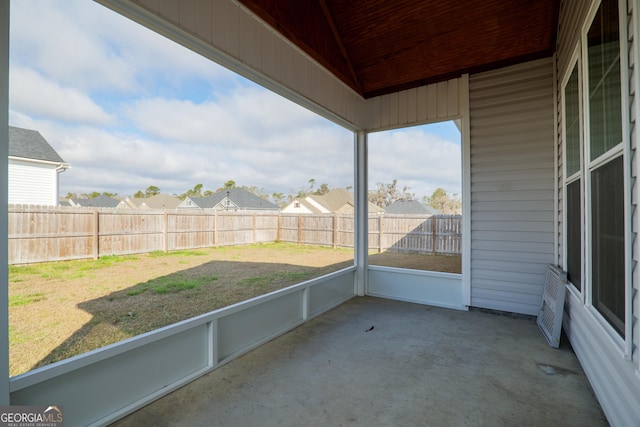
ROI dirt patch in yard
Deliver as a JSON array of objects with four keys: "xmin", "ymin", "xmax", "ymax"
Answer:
[{"xmin": 9, "ymin": 243, "xmax": 461, "ymax": 376}]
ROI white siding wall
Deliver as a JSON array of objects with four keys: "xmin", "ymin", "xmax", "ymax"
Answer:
[
  {"xmin": 366, "ymin": 77, "xmax": 463, "ymax": 132},
  {"xmin": 8, "ymin": 159, "xmax": 58, "ymax": 206},
  {"xmin": 556, "ymin": 1, "xmax": 640, "ymax": 425},
  {"xmin": 468, "ymin": 58, "xmax": 555, "ymax": 315}
]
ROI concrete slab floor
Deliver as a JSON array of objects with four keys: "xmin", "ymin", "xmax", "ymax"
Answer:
[{"xmin": 111, "ymin": 296, "xmax": 607, "ymax": 427}]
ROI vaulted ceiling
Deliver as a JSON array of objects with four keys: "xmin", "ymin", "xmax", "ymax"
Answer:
[{"xmin": 237, "ymin": 0, "xmax": 560, "ymax": 98}]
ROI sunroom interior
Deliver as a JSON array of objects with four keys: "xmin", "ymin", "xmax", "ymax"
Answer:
[{"xmin": 1, "ymin": 0, "xmax": 638, "ymax": 425}]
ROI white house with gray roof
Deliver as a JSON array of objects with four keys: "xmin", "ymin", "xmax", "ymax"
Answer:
[
  {"xmin": 8, "ymin": 126, "xmax": 69, "ymax": 206},
  {"xmin": 178, "ymin": 188, "xmax": 279, "ymax": 212}
]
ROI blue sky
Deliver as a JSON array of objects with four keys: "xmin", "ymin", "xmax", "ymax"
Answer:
[{"xmin": 9, "ymin": 1, "xmax": 461, "ymax": 201}]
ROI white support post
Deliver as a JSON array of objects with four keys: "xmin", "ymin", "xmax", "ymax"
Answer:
[
  {"xmin": 0, "ymin": 0, "xmax": 10, "ymax": 405},
  {"xmin": 354, "ymin": 130, "xmax": 368, "ymax": 296},
  {"xmin": 460, "ymin": 74, "xmax": 472, "ymax": 308}
]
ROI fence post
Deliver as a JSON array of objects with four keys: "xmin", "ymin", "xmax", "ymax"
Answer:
[
  {"xmin": 378, "ymin": 215, "xmax": 383, "ymax": 253},
  {"xmin": 297, "ymin": 215, "xmax": 302, "ymax": 245},
  {"xmin": 277, "ymin": 214, "xmax": 281, "ymax": 242},
  {"xmin": 333, "ymin": 213, "xmax": 338, "ymax": 249},
  {"xmin": 432, "ymin": 215, "xmax": 437, "ymax": 255},
  {"xmin": 252, "ymin": 213, "xmax": 256, "ymax": 244},
  {"xmin": 163, "ymin": 212, "xmax": 168, "ymax": 253},
  {"xmin": 92, "ymin": 210, "xmax": 99, "ymax": 260},
  {"xmin": 214, "ymin": 211, "xmax": 218, "ymax": 246}
]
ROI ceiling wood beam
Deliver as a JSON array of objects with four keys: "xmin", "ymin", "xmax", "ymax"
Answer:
[{"xmin": 317, "ymin": 0, "xmax": 362, "ymax": 93}]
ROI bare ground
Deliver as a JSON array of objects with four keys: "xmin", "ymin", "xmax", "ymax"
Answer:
[{"xmin": 9, "ymin": 243, "xmax": 460, "ymax": 376}]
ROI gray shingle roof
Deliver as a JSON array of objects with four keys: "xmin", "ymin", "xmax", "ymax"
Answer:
[
  {"xmin": 9, "ymin": 126, "xmax": 66, "ymax": 164},
  {"xmin": 71, "ymin": 195, "xmax": 120, "ymax": 208},
  {"xmin": 188, "ymin": 188, "xmax": 278, "ymax": 210},
  {"xmin": 385, "ymin": 200, "xmax": 439, "ymax": 214}
]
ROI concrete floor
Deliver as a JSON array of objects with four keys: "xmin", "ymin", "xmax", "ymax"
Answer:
[{"xmin": 112, "ymin": 297, "xmax": 607, "ymax": 426}]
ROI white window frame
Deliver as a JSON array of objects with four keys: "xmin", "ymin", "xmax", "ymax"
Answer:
[
  {"xmin": 561, "ymin": 45, "xmax": 584, "ymax": 298},
  {"xmin": 577, "ymin": 0, "xmax": 632, "ymax": 356}
]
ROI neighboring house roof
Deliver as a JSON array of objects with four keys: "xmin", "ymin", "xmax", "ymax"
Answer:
[
  {"xmin": 282, "ymin": 188, "xmax": 384, "ymax": 214},
  {"xmin": 312, "ymin": 188, "xmax": 353, "ymax": 212},
  {"xmin": 120, "ymin": 194, "xmax": 181, "ymax": 210},
  {"xmin": 385, "ymin": 200, "xmax": 439, "ymax": 215},
  {"xmin": 70, "ymin": 195, "xmax": 120, "ymax": 208},
  {"xmin": 181, "ymin": 188, "xmax": 278, "ymax": 210},
  {"xmin": 141, "ymin": 194, "xmax": 182, "ymax": 209},
  {"xmin": 9, "ymin": 126, "xmax": 68, "ymax": 166}
]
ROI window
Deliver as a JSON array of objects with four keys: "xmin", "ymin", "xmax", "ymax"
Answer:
[
  {"xmin": 563, "ymin": 0, "xmax": 626, "ymax": 338},
  {"xmin": 564, "ymin": 62, "xmax": 582, "ymax": 290}
]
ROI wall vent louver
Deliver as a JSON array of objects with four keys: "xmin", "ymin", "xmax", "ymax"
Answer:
[{"xmin": 537, "ymin": 264, "xmax": 567, "ymax": 348}]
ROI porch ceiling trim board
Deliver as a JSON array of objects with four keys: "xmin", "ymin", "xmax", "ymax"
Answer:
[{"xmin": 99, "ymin": 0, "xmax": 368, "ymax": 131}]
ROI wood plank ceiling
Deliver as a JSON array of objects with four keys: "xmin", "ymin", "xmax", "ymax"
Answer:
[{"xmin": 237, "ymin": 0, "xmax": 560, "ymax": 98}]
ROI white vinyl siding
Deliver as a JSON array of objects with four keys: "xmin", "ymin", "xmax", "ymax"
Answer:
[
  {"xmin": 557, "ymin": 0, "xmax": 640, "ymax": 425},
  {"xmin": 468, "ymin": 58, "xmax": 555, "ymax": 315},
  {"xmin": 8, "ymin": 159, "xmax": 59, "ymax": 206},
  {"xmin": 366, "ymin": 77, "xmax": 463, "ymax": 132}
]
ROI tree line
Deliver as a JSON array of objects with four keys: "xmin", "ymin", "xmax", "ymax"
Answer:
[{"xmin": 65, "ymin": 179, "xmax": 461, "ymax": 214}]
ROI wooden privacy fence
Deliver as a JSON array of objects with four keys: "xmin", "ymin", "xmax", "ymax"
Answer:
[{"xmin": 8, "ymin": 206, "xmax": 462, "ymax": 264}]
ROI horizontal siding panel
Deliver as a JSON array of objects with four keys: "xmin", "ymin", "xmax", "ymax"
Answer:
[
  {"xmin": 471, "ymin": 277, "xmax": 544, "ymax": 296},
  {"xmin": 472, "ymin": 288, "xmax": 541, "ymax": 308},
  {"xmin": 471, "ymin": 169, "xmax": 553, "ymax": 183},
  {"xmin": 470, "ymin": 96, "xmax": 552, "ymax": 121},
  {"xmin": 471, "ymin": 200, "xmax": 552, "ymax": 212},
  {"xmin": 470, "ymin": 190, "xmax": 552, "ymax": 202},
  {"xmin": 564, "ymin": 293, "xmax": 640, "ymax": 426},
  {"xmin": 472, "ymin": 266, "xmax": 546, "ymax": 284},
  {"xmin": 471, "ymin": 297, "xmax": 540, "ymax": 316},
  {"xmin": 9, "ymin": 161, "xmax": 57, "ymax": 206},
  {"xmin": 471, "ymin": 179, "xmax": 554, "ymax": 192},
  {"xmin": 469, "ymin": 58, "xmax": 554, "ymax": 315},
  {"xmin": 471, "ymin": 211, "xmax": 553, "ymax": 222},
  {"xmin": 468, "ymin": 131, "xmax": 553, "ymax": 148},
  {"xmin": 471, "ymin": 249, "xmax": 554, "ymax": 264},
  {"xmin": 472, "ymin": 259, "xmax": 549, "ymax": 275},
  {"xmin": 471, "ymin": 145, "xmax": 553, "ymax": 161},
  {"xmin": 471, "ymin": 221, "xmax": 553, "ymax": 233},
  {"xmin": 471, "ymin": 141, "xmax": 552, "ymax": 156},
  {"xmin": 472, "ymin": 230, "xmax": 552, "ymax": 243},
  {"xmin": 472, "ymin": 240, "xmax": 553, "ymax": 254}
]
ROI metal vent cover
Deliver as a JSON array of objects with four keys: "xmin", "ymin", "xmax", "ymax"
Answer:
[{"xmin": 537, "ymin": 264, "xmax": 567, "ymax": 348}]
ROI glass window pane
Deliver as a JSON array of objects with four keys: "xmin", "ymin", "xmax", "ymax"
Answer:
[
  {"xmin": 587, "ymin": 0, "xmax": 622, "ymax": 160},
  {"xmin": 591, "ymin": 155, "xmax": 625, "ymax": 336},
  {"xmin": 565, "ymin": 64, "xmax": 581, "ymax": 176},
  {"xmin": 566, "ymin": 180, "xmax": 581, "ymax": 290}
]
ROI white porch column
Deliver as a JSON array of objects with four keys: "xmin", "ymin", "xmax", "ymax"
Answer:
[
  {"xmin": 354, "ymin": 130, "xmax": 368, "ymax": 296},
  {"xmin": 0, "ymin": 0, "xmax": 10, "ymax": 404}
]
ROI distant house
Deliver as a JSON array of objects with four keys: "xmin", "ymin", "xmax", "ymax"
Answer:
[
  {"xmin": 178, "ymin": 188, "xmax": 279, "ymax": 212},
  {"xmin": 281, "ymin": 188, "xmax": 384, "ymax": 214},
  {"xmin": 385, "ymin": 200, "xmax": 439, "ymax": 215},
  {"xmin": 118, "ymin": 194, "xmax": 181, "ymax": 210},
  {"xmin": 8, "ymin": 126, "xmax": 69, "ymax": 206},
  {"xmin": 69, "ymin": 195, "xmax": 120, "ymax": 208}
]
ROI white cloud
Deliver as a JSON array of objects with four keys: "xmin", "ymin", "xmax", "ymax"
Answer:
[
  {"xmin": 9, "ymin": 66, "xmax": 114, "ymax": 125},
  {"xmin": 369, "ymin": 127, "xmax": 462, "ymax": 199},
  {"xmin": 8, "ymin": 1, "xmax": 460, "ymax": 202}
]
